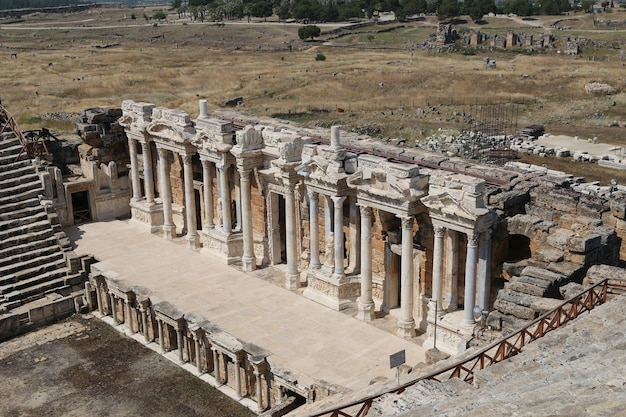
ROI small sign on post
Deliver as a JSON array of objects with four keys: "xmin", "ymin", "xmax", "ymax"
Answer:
[{"xmin": 389, "ymin": 350, "xmax": 406, "ymax": 386}]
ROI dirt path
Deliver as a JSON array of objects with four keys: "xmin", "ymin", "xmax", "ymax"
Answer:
[{"xmin": 0, "ymin": 315, "xmax": 255, "ymax": 417}]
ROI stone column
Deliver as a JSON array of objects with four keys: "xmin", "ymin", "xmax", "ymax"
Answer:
[
  {"xmin": 331, "ymin": 196, "xmax": 346, "ymax": 279},
  {"xmin": 349, "ymin": 200, "xmax": 361, "ymax": 273},
  {"xmin": 128, "ymin": 138, "xmax": 142, "ymax": 201},
  {"xmin": 182, "ymin": 154, "xmax": 199, "ymax": 248},
  {"xmin": 217, "ymin": 162, "xmax": 232, "ymax": 234},
  {"xmin": 239, "ymin": 169, "xmax": 256, "ymax": 271},
  {"xmin": 194, "ymin": 335, "xmax": 202, "ymax": 373},
  {"xmin": 110, "ymin": 293, "xmax": 117, "ymax": 323},
  {"xmin": 95, "ymin": 282, "xmax": 104, "ymax": 315},
  {"xmin": 212, "ymin": 348, "xmax": 222, "ymax": 383},
  {"xmin": 323, "ymin": 195, "xmax": 333, "ymax": 268},
  {"xmin": 285, "ymin": 186, "xmax": 299, "ymax": 289},
  {"xmin": 445, "ymin": 229, "xmax": 459, "ymax": 311},
  {"xmin": 357, "ymin": 205, "xmax": 375, "ymax": 321},
  {"xmin": 398, "ymin": 216, "xmax": 415, "ymax": 339},
  {"xmin": 253, "ymin": 366, "xmax": 263, "ymax": 412},
  {"xmin": 308, "ymin": 190, "xmax": 321, "ymax": 269},
  {"xmin": 176, "ymin": 327, "xmax": 185, "ymax": 364},
  {"xmin": 158, "ymin": 148, "xmax": 175, "ymax": 239},
  {"xmin": 124, "ymin": 300, "xmax": 132, "ymax": 331},
  {"xmin": 157, "ymin": 319, "xmax": 165, "ymax": 352},
  {"xmin": 140, "ymin": 141, "xmax": 155, "ymax": 204},
  {"xmin": 235, "ymin": 170, "xmax": 242, "ymax": 232},
  {"xmin": 477, "ymin": 230, "xmax": 492, "ymax": 311},
  {"xmin": 234, "ymin": 357, "xmax": 242, "ymax": 398},
  {"xmin": 201, "ymin": 159, "xmax": 215, "ymax": 231},
  {"xmin": 140, "ymin": 305, "xmax": 149, "ymax": 342},
  {"xmin": 431, "ymin": 225, "xmax": 445, "ymax": 313},
  {"xmin": 463, "ymin": 232, "xmax": 479, "ymax": 325}
]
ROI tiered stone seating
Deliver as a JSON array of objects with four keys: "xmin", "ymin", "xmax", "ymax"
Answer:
[{"xmin": 0, "ymin": 129, "xmax": 82, "ymax": 314}]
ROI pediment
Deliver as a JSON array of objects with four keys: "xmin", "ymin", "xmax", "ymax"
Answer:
[
  {"xmin": 421, "ymin": 192, "xmax": 489, "ymax": 221},
  {"xmin": 146, "ymin": 121, "xmax": 189, "ymax": 144}
]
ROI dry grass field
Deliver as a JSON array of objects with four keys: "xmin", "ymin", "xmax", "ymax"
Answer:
[{"xmin": 0, "ymin": 5, "xmax": 625, "ymax": 171}]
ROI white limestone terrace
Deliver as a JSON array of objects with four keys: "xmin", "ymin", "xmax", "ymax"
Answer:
[{"xmin": 67, "ymin": 220, "xmax": 427, "ymax": 393}]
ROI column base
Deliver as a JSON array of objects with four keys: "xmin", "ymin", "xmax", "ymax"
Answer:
[
  {"xmin": 286, "ymin": 272, "xmax": 300, "ymax": 290},
  {"xmin": 397, "ymin": 318, "xmax": 416, "ymax": 339},
  {"xmin": 186, "ymin": 233, "xmax": 200, "ymax": 250},
  {"xmin": 303, "ymin": 268, "xmax": 359, "ymax": 311},
  {"xmin": 356, "ymin": 300, "xmax": 376, "ymax": 321},
  {"xmin": 130, "ymin": 200, "xmax": 164, "ymax": 234},
  {"xmin": 242, "ymin": 255, "xmax": 257, "ymax": 272},
  {"xmin": 423, "ymin": 309, "xmax": 474, "ymax": 356},
  {"xmin": 199, "ymin": 229, "xmax": 243, "ymax": 265},
  {"xmin": 163, "ymin": 224, "xmax": 176, "ymax": 240}
]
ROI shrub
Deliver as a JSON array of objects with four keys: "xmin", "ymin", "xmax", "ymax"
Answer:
[{"xmin": 315, "ymin": 53, "xmax": 326, "ymax": 61}]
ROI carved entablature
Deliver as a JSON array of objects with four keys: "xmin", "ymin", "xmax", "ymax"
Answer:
[
  {"xmin": 421, "ymin": 173, "xmax": 496, "ymax": 234},
  {"xmin": 120, "ymin": 100, "xmax": 156, "ymax": 130},
  {"xmin": 234, "ymin": 125, "xmax": 263, "ymax": 152},
  {"xmin": 278, "ymin": 137, "xmax": 304, "ymax": 163},
  {"xmin": 262, "ymin": 127, "xmax": 299, "ymax": 149}
]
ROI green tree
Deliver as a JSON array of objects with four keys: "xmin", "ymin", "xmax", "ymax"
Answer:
[
  {"xmin": 437, "ymin": 0, "xmax": 459, "ymax": 20},
  {"xmin": 153, "ymin": 10, "xmax": 167, "ymax": 20},
  {"xmin": 298, "ymin": 24, "xmax": 321, "ymax": 40},
  {"xmin": 277, "ymin": 1, "xmax": 290, "ymax": 21},
  {"xmin": 252, "ymin": 1, "xmax": 273, "ymax": 20}
]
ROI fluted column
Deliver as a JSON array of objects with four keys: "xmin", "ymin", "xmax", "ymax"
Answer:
[
  {"xmin": 182, "ymin": 154, "xmax": 199, "ymax": 248},
  {"xmin": 217, "ymin": 162, "xmax": 232, "ymax": 234},
  {"xmin": 331, "ymin": 196, "xmax": 346, "ymax": 279},
  {"xmin": 308, "ymin": 190, "xmax": 321, "ymax": 269},
  {"xmin": 140, "ymin": 141, "xmax": 155, "ymax": 204},
  {"xmin": 140, "ymin": 305, "xmax": 149, "ymax": 342},
  {"xmin": 239, "ymin": 169, "xmax": 256, "ymax": 271},
  {"xmin": 109, "ymin": 293, "xmax": 117, "ymax": 323},
  {"xmin": 285, "ymin": 186, "xmax": 299, "ymax": 289},
  {"xmin": 201, "ymin": 159, "xmax": 215, "ymax": 231},
  {"xmin": 234, "ymin": 357, "xmax": 242, "ymax": 398},
  {"xmin": 176, "ymin": 326, "xmax": 184, "ymax": 364},
  {"xmin": 323, "ymin": 195, "xmax": 334, "ymax": 268},
  {"xmin": 128, "ymin": 138, "xmax": 142, "ymax": 201},
  {"xmin": 477, "ymin": 230, "xmax": 492, "ymax": 311},
  {"xmin": 157, "ymin": 319, "xmax": 165, "ymax": 352},
  {"xmin": 431, "ymin": 225, "xmax": 445, "ymax": 313},
  {"xmin": 397, "ymin": 216, "xmax": 415, "ymax": 339},
  {"xmin": 212, "ymin": 348, "xmax": 222, "ymax": 383},
  {"xmin": 463, "ymin": 232, "xmax": 479, "ymax": 325},
  {"xmin": 253, "ymin": 366, "xmax": 263, "ymax": 412},
  {"xmin": 357, "ymin": 205, "xmax": 375, "ymax": 321},
  {"xmin": 157, "ymin": 148, "xmax": 175, "ymax": 239},
  {"xmin": 194, "ymin": 335, "xmax": 202, "ymax": 373}
]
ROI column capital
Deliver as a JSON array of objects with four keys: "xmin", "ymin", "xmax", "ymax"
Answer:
[
  {"xmin": 331, "ymin": 195, "xmax": 346, "ymax": 204},
  {"xmin": 307, "ymin": 189, "xmax": 318, "ymax": 200},
  {"xmin": 182, "ymin": 153, "xmax": 193, "ymax": 165},
  {"xmin": 157, "ymin": 147, "xmax": 168, "ymax": 158},
  {"xmin": 359, "ymin": 204, "xmax": 372, "ymax": 218},
  {"xmin": 480, "ymin": 229, "xmax": 492, "ymax": 241},
  {"xmin": 399, "ymin": 215, "xmax": 414, "ymax": 230},
  {"xmin": 433, "ymin": 224, "xmax": 446, "ymax": 237},
  {"xmin": 467, "ymin": 231, "xmax": 479, "ymax": 247}
]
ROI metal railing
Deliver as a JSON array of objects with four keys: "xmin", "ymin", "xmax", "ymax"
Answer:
[
  {"xmin": 308, "ymin": 279, "xmax": 609, "ymax": 417},
  {"xmin": 0, "ymin": 103, "xmax": 30, "ymax": 161}
]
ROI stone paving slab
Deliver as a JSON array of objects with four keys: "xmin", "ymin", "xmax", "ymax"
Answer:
[{"xmin": 67, "ymin": 220, "xmax": 426, "ymax": 391}]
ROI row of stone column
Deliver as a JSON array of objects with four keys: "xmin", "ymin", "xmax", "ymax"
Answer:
[
  {"xmin": 92, "ymin": 280, "xmax": 271, "ymax": 412},
  {"xmin": 431, "ymin": 226, "xmax": 492, "ymax": 325}
]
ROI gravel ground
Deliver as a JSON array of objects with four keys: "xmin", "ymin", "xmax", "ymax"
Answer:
[{"xmin": 0, "ymin": 315, "xmax": 255, "ymax": 417}]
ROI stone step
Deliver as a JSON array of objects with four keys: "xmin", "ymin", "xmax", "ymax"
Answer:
[
  {"xmin": 0, "ymin": 210, "xmax": 48, "ymax": 232},
  {"xmin": 505, "ymin": 280, "xmax": 548, "ymax": 297},
  {"xmin": 0, "ymin": 197, "xmax": 41, "ymax": 215},
  {"xmin": 0, "ymin": 171, "xmax": 39, "ymax": 190},
  {"xmin": 0, "ymin": 164, "xmax": 34, "ymax": 182},
  {"xmin": 0, "ymin": 178, "xmax": 43, "ymax": 200},
  {"xmin": 521, "ymin": 266, "xmax": 565, "ymax": 284},
  {"xmin": 0, "ymin": 204, "xmax": 46, "ymax": 223},
  {"xmin": 0, "ymin": 157, "xmax": 31, "ymax": 174},
  {"xmin": 493, "ymin": 298, "xmax": 538, "ymax": 320},
  {"xmin": 0, "ymin": 273, "xmax": 69, "ymax": 305},
  {"xmin": 0, "ymin": 142, "xmax": 24, "ymax": 158},
  {"xmin": 0, "ymin": 218, "xmax": 52, "ymax": 242},
  {"xmin": 0, "ymin": 237, "xmax": 60, "ymax": 267},
  {"xmin": 0, "ymin": 186, "xmax": 42, "ymax": 205},
  {"xmin": 0, "ymin": 262, "xmax": 68, "ymax": 296},
  {"xmin": 506, "ymin": 275, "xmax": 557, "ymax": 297},
  {"xmin": 0, "ymin": 251, "xmax": 65, "ymax": 280},
  {"xmin": 0, "ymin": 134, "xmax": 21, "ymax": 148},
  {"xmin": 0, "ymin": 228, "xmax": 55, "ymax": 251},
  {"xmin": 0, "ymin": 151, "xmax": 29, "ymax": 167}
]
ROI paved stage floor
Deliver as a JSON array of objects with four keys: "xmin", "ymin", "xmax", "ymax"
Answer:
[{"xmin": 67, "ymin": 220, "xmax": 426, "ymax": 392}]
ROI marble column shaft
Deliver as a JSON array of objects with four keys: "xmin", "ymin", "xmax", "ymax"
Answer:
[
  {"xmin": 477, "ymin": 230, "xmax": 492, "ymax": 311},
  {"xmin": 463, "ymin": 233, "xmax": 479, "ymax": 324},
  {"xmin": 182, "ymin": 154, "xmax": 199, "ymax": 247},
  {"xmin": 308, "ymin": 191, "xmax": 321, "ymax": 269},
  {"xmin": 431, "ymin": 225, "xmax": 445, "ymax": 312},
  {"xmin": 201, "ymin": 159, "xmax": 215, "ymax": 231},
  {"xmin": 398, "ymin": 216, "xmax": 415, "ymax": 336},
  {"xmin": 331, "ymin": 196, "xmax": 346, "ymax": 278},
  {"xmin": 157, "ymin": 319, "xmax": 165, "ymax": 352},
  {"xmin": 128, "ymin": 138, "xmax": 142, "ymax": 201},
  {"xmin": 176, "ymin": 327, "xmax": 184, "ymax": 363},
  {"xmin": 157, "ymin": 148, "xmax": 175, "ymax": 238},
  {"xmin": 445, "ymin": 230, "xmax": 459, "ymax": 311},
  {"xmin": 285, "ymin": 186, "xmax": 299, "ymax": 289},
  {"xmin": 218, "ymin": 163, "xmax": 232, "ymax": 234},
  {"xmin": 239, "ymin": 169, "xmax": 256, "ymax": 271},
  {"xmin": 140, "ymin": 141, "xmax": 155, "ymax": 204},
  {"xmin": 357, "ymin": 205, "xmax": 375, "ymax": 321}
]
